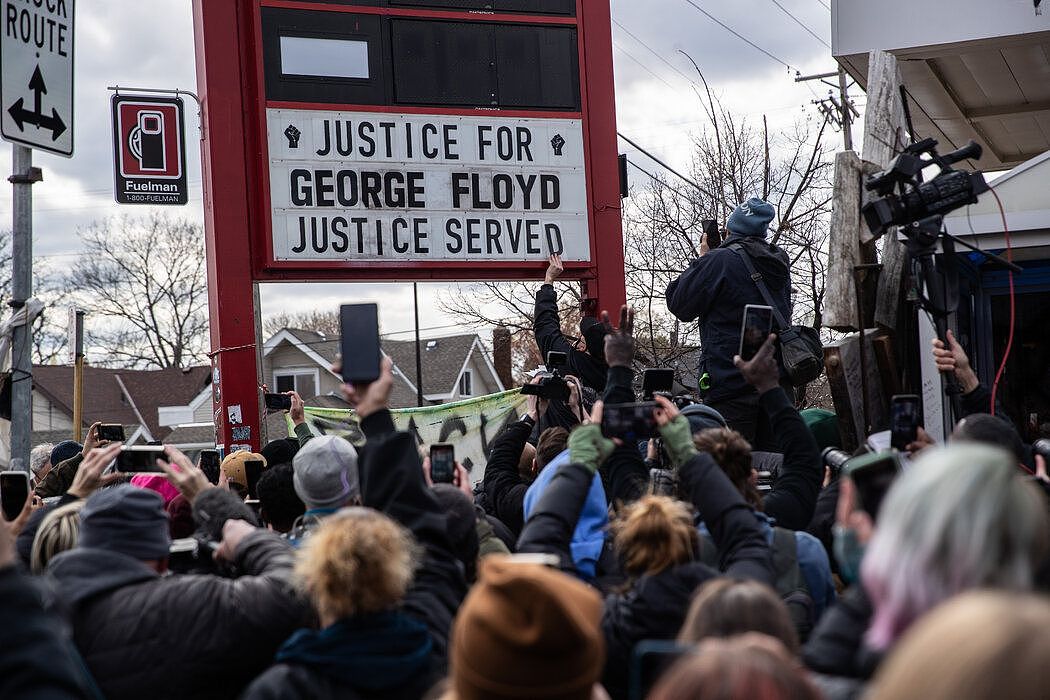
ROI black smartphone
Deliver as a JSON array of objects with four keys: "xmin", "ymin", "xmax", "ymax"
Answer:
[
  {"xmin": 0, "ymin": 471, "xmax": 30, "ymax": 521},
  {"xmin": 244, "ymin": 460, "xmax": 265, "ymax": 499},
  {"xmin": 97, "ymin": 424, "xmax": 126, "ymax": 442},
  {"xmin": 602, "ymin": 401, "xmax": 659, "ymax": 441},
  {"xmin": 264, "ymin": 393, "xmax": 293, "ymax": 412},
  {"xmin": 114, "ymin": 446, "xmax": 168, "ymax": 473},
  {"xmin": 630, "ymin": 640, "xmax": 694, "ymax": 700},
  {"xmin": 430, "ymin": 444, "xmax": 455, "ymax": 484},
  {"xmin": 199, "ymin": 449, "xmax": 221, "ymax": 485},
  {"xmin": 340, "ymin": 303, "xmax": 381, "ymax": 385},
  {"xmin": 739, "ymin": 304, "xmax": 774, "ymax": 361},
  {"xmin": 641, "ymin": 368, "xmax": 675, "ymax": 400},
  {"xmin": 846, "ymin": 450, "xmax": 902, "ymax": 521},
  {"xmin": 890, "ymin": 394, "xmax": 921, "ymax": 450},
  {"xmin": 701, "ymin": 218, "xmax": 721, "ymax": 249},
  {"xmin": 546, "ymin": 351, "xmax": 568, "ymax": 371}
]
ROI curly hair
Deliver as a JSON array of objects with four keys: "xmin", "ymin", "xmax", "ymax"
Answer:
[
  {"xmin": 692, "ymin": 427, "xmax": 761, "ymax": 510},
  {"xmin": 611, "ymin": 495, "xmax": 698, "ymax": 578},
  {"xmin": 296, "ymin": 507, "xmax": 419, "ymax": 623}
]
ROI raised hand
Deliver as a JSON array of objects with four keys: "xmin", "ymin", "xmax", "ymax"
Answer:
[
  {"xmin": 601, "ymin": 305, "xmax": 636, "ymax": 368},
  {"xmin": 932, "ymin": 330, "xmax": 979, "ymax": 393},
  {"xmin": 342, "ymin": 356, "xmax": 395, "ymax": 419},
  {"xmin": 67, "ymin": 443, "xmax": 125, "ymax": 500},
  {"xmin": 157, "ymin": 446, "xmax": 213, "ymax": 504},
  {"xmin": 544, "ymin": 254, "xmax": 564, "ymax": 284}
]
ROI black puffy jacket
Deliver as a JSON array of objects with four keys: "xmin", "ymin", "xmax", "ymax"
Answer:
[
  {"xmin": 666, "ymin": 236, "xmax": 791, "ymax": 404},
  {"xmin": 47, "ymin": 531, "xmax": 310, "ymax": 700},
  {"xmin": 803, "ymin": 585, "xmax": 881, "ymax": 680}
]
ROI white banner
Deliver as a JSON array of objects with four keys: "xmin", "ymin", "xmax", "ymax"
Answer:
[{"xmin": 267, "ymin": 109, "xmax": 591, "ymax": 263}]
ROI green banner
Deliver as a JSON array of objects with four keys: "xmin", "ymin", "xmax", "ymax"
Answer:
[{"xmin": 289, "ymin": 389, "xmax": 528, "ymax": 484}]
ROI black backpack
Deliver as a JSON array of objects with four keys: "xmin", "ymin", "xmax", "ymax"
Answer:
[{"xmin": 699, "ymin": 527, "xmax": 815, "ymax": 641}]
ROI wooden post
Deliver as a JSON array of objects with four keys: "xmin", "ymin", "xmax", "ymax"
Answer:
[
  {"xmin": 862, "ymin": 50, "xmax": 910, "ymax": 330},
  {"xmin": 825, "ymin": 151, "xmax": 880, "ymax": 331}
]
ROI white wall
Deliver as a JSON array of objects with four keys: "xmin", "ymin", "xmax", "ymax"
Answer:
[{"xmin": 833, "ymin": 0, "xmax": 1050, "ymax": 56}]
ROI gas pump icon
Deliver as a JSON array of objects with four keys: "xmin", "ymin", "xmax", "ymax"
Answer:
[{"xmin": 129, "ymin": 111, "xmax": 166, "ymax": 171}]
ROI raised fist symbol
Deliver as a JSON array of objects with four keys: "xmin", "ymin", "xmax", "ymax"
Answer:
[
  {"xmin": 284, "ymin": 124, "xmax": 301, "ymax": 149},
  {"xmin": 551, "ymin": 134, "xmax": 566, "ymax": 157}
]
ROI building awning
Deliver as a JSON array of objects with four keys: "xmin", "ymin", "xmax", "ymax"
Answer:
[{"xmin": 834, "ymin": 0, "xmax": 1050, "ymax": 170}]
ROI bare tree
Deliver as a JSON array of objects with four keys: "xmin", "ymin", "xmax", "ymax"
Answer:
[
  {"xmin": 0, "ymin": 230, "xmax": 70, "ymax": 364},
  {"xmin": 64, "ymin": 214, "xmax": 209, "ymax": 369},
  {"xmin": 441, "ymin": 86, "xmax": 834, "ymax": 402},
  {"xmin": 263, "ymin": 309, "xmax": 341, "ymax": 339}
]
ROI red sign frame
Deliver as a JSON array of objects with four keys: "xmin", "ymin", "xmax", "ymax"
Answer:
[{"xmin": 192, "ymin": 0, "xmax": 625, "ymax": 452}]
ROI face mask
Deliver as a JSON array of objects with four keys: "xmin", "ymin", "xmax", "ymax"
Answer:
[{"xmin": 833, "ymin": 524, "xmax": 865, "ymax": 585}]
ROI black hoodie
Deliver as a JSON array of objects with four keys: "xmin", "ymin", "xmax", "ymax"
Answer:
[{"xmin": 666, "ymin": 234, "xmax": 792, "ymax": 404}]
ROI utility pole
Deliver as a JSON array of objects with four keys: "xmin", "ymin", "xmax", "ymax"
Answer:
[
  {"xmin": 69, "ymin": 308, "xmax": 85, "ymax": 442},
  {"xmin": 8, "ymin": 145, "xmax": 41, "ymax": 472},
  {"xmin": 796, "ymin": 67, "xmax": 860, "ymax": 151},
  {"xmin": 413, "ymin": 283, "xmax": 424, "ymax": 408}
]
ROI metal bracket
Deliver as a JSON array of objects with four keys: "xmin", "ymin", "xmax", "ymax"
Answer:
[
  {"xmin": 8, "ymin": 167, "xmax": 42, "ymax": 185},
  {"xmin": 107, "ymin": 85, "xmax": 205, "ymax": 141}
]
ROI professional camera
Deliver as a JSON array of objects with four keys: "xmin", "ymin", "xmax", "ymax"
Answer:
[
  {"xmin": 822, "ymin": 447, "xmax": 853, "ymax": 478},
  {"xmin": 521, "ymin": 351, "xmax": 571, "ymax": 403},
  {"xmin": 862, "ymin": 138, "xmax": 989, "ymax": 236}
]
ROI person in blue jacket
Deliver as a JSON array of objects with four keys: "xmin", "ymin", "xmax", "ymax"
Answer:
[{"xmin": 666, "ymin": 197, "xmax": 792, "ymax": 450}]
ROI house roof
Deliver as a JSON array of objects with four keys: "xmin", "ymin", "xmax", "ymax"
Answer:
[
  {"xmin": 268, "ymin": 329, "xmax": 488, "ymax": 405},
  {"xmin": 386, "ymin": 334, "xmax": 479, "ymax": 398},
  {"xmin": 32, "ymin": 365, "xmax": 212, "ymax": 441}
]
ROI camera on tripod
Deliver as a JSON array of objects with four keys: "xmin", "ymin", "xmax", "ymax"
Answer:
[
  {"xmin": 862, "ymin": 138, "xmax": 989, "ymax": 236},
  {"xmin": 521, "ymin": 351, "xmax": 571, "ymax": 403}
]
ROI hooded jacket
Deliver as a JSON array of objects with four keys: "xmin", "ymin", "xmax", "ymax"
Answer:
[
  {"xmin": 534, "ymin": 284, "xmax": 607, "ymax": 392},
  {"xmin": 46, "ymin": 530, "xmax": 310, "ymax": 700},
  {"xmin": 523, "ymin": 448, "xmax": 609, "ymax": 581},
  {"xmin": 666, "ymin": 235, "xmax": 792, "ymax": 404}
]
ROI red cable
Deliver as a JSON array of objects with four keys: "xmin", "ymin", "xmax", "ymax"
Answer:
[{"xmin": 988, "ymin": 185, "xmax": 1014, "ymax": 415}]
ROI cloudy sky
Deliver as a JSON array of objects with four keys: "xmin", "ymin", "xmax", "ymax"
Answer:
[{"xmin": 0, "ymin": 0, "xmax": 839, "ymax": 345}]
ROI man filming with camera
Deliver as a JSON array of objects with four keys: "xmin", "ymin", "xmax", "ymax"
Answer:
[{"xmin": 666, "ymin": 197, "xmax": 792, "ymax": 451}]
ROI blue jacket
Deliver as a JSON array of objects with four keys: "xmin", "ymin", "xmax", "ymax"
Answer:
[
  {"xmin": 523, "ymin": 448, "xmax": 608, "ymax": 580},
  {"xmin": 666, "ymin": 236, "xmax": 791, "ymax": 403}
]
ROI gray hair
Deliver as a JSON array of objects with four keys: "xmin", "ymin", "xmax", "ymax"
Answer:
[
  {"xmin": 862, "ymin": 444, "xmax": 1048, "ymax": 650},
  {"xmin": 29, "ymin": 443, "xmax": 53, "ymax": 477}
]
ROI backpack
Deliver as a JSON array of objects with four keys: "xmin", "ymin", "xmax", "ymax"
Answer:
[{"xmin": 699, "ymin": 527, "xmax": 815, "ymax": 641}]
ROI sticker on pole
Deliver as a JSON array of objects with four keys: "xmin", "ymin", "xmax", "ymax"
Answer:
[
  {"xmin": 0, "ymin": 0, "xmax": 74, "ymax": 156},
  {"xmin": 111, "ymin": 95, "xmax": 188, "ymax": 205}
]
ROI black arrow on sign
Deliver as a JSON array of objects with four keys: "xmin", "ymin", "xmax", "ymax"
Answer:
[{"xmin": 7, "ymin": 65, "xmax": 66, "ymax": 141}]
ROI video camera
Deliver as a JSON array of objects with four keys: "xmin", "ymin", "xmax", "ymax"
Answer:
[
  {"xmin": 862, "ymin": 138, "xmax": 989, "ymax": 237},
  {"xmin": 521, "ymin": 351, "xmax": 571, "ymax": 403}
]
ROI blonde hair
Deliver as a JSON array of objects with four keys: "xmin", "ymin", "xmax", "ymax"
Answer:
[
  {"xmin": 296, "ymin": 507, "xmax": 418, "ymax": 622},
  {"xmin": 611, "ymin": 496, "xmax": 697, "ymax": 578},
  {"xmin": 871, "ymin": 592, "xmax": 1050, "ymax": 700},
  {"xmin": 31, "ymin": 500, "xmax": 86, "ymax": 574}
]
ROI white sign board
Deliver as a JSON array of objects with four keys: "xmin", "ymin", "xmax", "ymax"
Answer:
[
  {"xmin": 267, "ymin": 109, "xmax": 590, "ymax": 262},
  {"xmin": 0, "ymin": 0, "xmax": 74, "ymax": 156}
]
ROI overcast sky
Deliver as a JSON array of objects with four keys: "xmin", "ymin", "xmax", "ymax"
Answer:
[{"xmin": 0, "ymin": 0, "xmax": 838, "ymax": 346}]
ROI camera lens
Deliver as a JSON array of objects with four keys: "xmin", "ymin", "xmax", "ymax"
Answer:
[
  {"xmin": 822, "ymin": 447, "xmax": 852, "ymax": 472},
  {"xmin": 1033, "ymin": 439, "xmax": 1050, "ymax": 461}
]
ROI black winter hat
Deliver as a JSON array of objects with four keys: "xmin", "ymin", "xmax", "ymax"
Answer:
[{"xmin": 79, "ymin": 485, "xmax": 171, "ymax": 560}]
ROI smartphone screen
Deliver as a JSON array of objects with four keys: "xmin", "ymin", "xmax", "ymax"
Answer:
[
  {"xmin": 98, "ymin": 424, "xmax": 126, "ymax": 442},
  {"xmin": 641, "ymin": 369, "xmax": 675, "ymax": 400},
  {"xmin": 114, "ymin": 446, "xmax": 168, "ymax": 473},
  {"xmin": 244, "ymin": 460, "xmax": 265, "ymax": 499},
  {"xmin": 602, "ymin": 402, "xmax": 658, "ymax": 441},
  {"xmin": 0, "ymin": 471, "xmax": 30, "ymax": 521},
  {"xmin": 264, "ymin": 393, "xmax": 292, "ymax": 412},
  {"xmin": 739, "ymin": 305, "xmax": 774, "ymax": 361},
  {"xmin": 890, "ymin": 394, "xmax": 920, "ymax": 450},
  {"xmin": 340, "ymin": 303, "xmax": 381, "ymax": 385},
  {"xmin": 199, "ymin": 450, "xmax": 221, "ymax": 485},
  {"xmin": 430, "ymin": 444, "xmax": 455, "ymax": 484},
  {"xmin": 846, "ymin": 451, "xmax": 902, "ymax": 521}
]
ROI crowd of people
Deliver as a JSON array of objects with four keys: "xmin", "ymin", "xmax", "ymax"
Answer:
[{"xmin": 2, "ymin": 197, "xmax": 1048, "ymax": 699}]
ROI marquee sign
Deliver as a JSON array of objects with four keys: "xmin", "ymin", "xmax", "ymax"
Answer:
[
  {"xmin": 193, "ymin": 0, "xmax": 625, "ymax": 453},
  {"xmin": 267, "ymin": 109, "xmax": 589, "ymax": 262}
]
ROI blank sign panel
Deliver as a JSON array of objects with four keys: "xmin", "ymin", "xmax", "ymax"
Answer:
[{"xmin": 280, "ymin": 36, "xmax": 370, "ymax": 79}]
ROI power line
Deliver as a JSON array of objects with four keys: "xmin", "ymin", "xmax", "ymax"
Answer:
[
  {"xmin": 815, "ymin": 0, "xmax": 831, "ymax": 11},
  {"xmin": 678, "ymin": 0, "xmax": 792, "ymax": 70},
  {"xmin": 769, "ymin": 0, "xmax": 831, "ymax": 48},
  {"xmin": 613, "ymin": 41, "xmax": 678, "ymax": 91},
  {"xmin": 616, "ymin": 131, "xmax": 714, "ymax": 198},
  {"xmin": 612, "ymin": 19, "xmax": 699, "ymax": 87}
]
